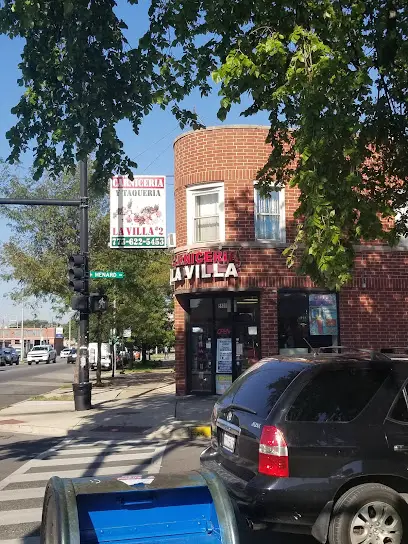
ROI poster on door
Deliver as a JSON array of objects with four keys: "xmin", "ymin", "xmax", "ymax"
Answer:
[
  {"xmin": 216, "ymin": 337, "xmax": 232, "ymax": 373},
  {"xmin": 309, "ymin": 294, "xmax": 338, "ymax": 336},
  {"xmin": 216, "ymin": 374, "xmax": 232, "ymax": 395}
]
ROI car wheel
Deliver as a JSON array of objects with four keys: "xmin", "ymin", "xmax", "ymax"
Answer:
[
  {"xmin": 28, "ymin": 362, "xmax": 32, "ymax": 365},
  {"xmin": 16, "ymin": 358, "xmax": 19, "ymax": 365},
  {"xmin": 328, "ymin": 483, "xmax": 406, "ymax": 544},
  {"xmin": 36, "ymin": 361, "xmax": 39, "ymax": 364}
]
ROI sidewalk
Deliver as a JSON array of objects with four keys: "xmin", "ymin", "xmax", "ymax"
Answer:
[{"xmin": 0, "ymin": 367, "xmax": 215, "ymax": 440}]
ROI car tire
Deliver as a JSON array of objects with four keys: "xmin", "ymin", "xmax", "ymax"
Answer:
[
  {"xmin": 16, "ymin": 358, "xmax": 19, "ymax": 365},
  {"xmin": 28, "ymin": 362, "xmax": 31, "ymax": 365},
  {"xmin": 328, "ymin": 483, "xmax": 407, "ymax": 544},
  {"xmin": 36, "ymin": 361, "xmax": 39, "ymax": 364}
]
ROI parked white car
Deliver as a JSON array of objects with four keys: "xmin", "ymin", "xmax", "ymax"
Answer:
[
  {"xmin": 27, "ymin": 345, "xmax": 57, "ymax": 365},
  {"xmin": 60, "ymin": 347, "xmax": 72, "ymax": 359}
]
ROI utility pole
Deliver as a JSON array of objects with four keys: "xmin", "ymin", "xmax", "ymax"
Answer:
[
  {"xmin": 72, "ymin": 156, "xmax": 91, "ymax": 410},
  {"xmin": 20, "ymin": 306, "xmax": 24, "ymax": 359},
  {"xmin": 68, "ymin": 318, "xmax": 72, "ymax": 347},
  {"xmin": 112, "ymin": 295, "xmax": 117, "ymax": 378}
]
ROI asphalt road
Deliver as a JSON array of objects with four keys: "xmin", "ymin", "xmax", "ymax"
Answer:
[
  {"xmin": 0, "ymin": 362, "xmax": 314, "ymax": 544},
  {"xmin": 0, "ymin": 357, "xmax": 75, "ymax": 409}
]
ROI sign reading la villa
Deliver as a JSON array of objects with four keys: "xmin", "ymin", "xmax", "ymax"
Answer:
[{"xmin": 170, "ymin": 250, "xmax": 239, "ymax": 284}]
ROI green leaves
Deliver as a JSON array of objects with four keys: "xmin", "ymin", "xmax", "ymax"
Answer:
[
  {"xmin": 2, "ymin": 0, "xmax": 408, "ymax": 288},
  {"xmin": 0, "ymin": 162, "xmax": 173, "ymax": 346}
]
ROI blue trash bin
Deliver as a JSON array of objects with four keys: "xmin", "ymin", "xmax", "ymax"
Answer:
[{"xmin": 40, "ymin": 470, "xmax": 240, "ymax": 543}]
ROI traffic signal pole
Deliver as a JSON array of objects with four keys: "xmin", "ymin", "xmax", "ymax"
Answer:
[
  {"xmin": 0, "ymin": 176, "xmax": 91, "ymax": 410},
  {"xmin": 73, "ymin": 157, "xmax": 92, "ymax": 409}
]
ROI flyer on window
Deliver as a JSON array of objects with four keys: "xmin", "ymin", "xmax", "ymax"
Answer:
[
  {"xmin": 216, "ymin": 338, "xmax": 232, "ymax": 373},
  {"xmin": 216, "ymin": 375, "xmax": 232, "ymax": 394},
  {"xmin": 309, "ymin": 294, "xmax": 338, "ymax": 336}
]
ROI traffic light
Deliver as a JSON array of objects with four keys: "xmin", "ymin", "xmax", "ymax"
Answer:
[
  {"xmin": 68, "ymin": 254, "xmax": 87, "ymax": 292},
  {"xmin": 68, "ymin": 254, "xmax": 88, "ymax": 312},
  {"xmin": 90, "ymin": 293, "xmax": 108, "ymax": 313}
]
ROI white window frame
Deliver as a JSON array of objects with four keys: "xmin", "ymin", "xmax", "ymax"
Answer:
[
  {"xmin": 254, "ymin": 184, "xmax": 286, "ymax": 243},
  {"xmin": 396, "ymin": 207, "xmax": 408, "ymax": 247},
  {"xmin": 186, "ymin": 182, "xmax": 225, "ymax": 245}
]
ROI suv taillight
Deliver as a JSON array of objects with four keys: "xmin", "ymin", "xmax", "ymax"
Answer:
[{"xmin": 258, "ymin": 425, "xmax": 289, "ymax": 477}]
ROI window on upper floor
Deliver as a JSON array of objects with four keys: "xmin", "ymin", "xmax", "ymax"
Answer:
[
  {"xmin": 395, "ymin": 207, "xmax": 408, "ymax": 247},
  {"xmin": 254, "ymin": 187, "xmax": 286, "ymax": 242},
  {"xmin": 186, "ymin": 183, "xmax": 225, "ymax": 244}
]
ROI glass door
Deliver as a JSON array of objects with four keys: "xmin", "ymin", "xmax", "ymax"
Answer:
[
  {"xmin": 234, "ymin": 295, "xmax": 261, "ymax": 377},
  {"xmin": 215, "ymin": 297, "xmax": 233, "ymax": 394},
  {"xmin": 189, "ymin": 298, "xmax": 213, "ymax": 393}
]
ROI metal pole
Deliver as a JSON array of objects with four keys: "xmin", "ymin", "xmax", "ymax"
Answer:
[
  {"xmin": 20, "ymin": 306, "xmax": 24, "ymax": 359},
  {"xmin": 73, "ymin": 156, "xmax": 91, "ymax": 410},
  {"xmin": 68, "ymin": 319, "xmax": 71, "ymax": 347},
  {"xmin": 112, "ymin": 296, "xmax": 116, "ymax": 378}
]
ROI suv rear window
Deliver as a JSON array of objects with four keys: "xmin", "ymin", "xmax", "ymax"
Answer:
[
  {"xmin": 287, "ymin": 367, "xmax": 389, "ymax": 423},
  {"xmin": 220, "ymin": 363, "xmax": 303, "ymax": 419}
]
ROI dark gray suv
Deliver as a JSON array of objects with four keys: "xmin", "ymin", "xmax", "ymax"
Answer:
[{"xmin": 201, "ymin": 354, "xmax": 408, "ymax": 544}]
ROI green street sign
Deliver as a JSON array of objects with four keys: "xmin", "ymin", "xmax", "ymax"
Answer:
[{"xmin": 90, "ymin": 270, "xmax": 125, "ymax": 279}]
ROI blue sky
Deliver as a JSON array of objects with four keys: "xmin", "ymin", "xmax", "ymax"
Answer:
[{"xmin": 0, "ymin": 0, "xmax": 269, "ymax": 322}]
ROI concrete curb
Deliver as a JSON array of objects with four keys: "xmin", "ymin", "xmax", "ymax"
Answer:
[
  {"xmin": 0, "ymin": 422, "xmax": 212, "ymax": 440},
  {"xmin": 169, "ymin": 424, "xmax": 211, "ymax": 441}
]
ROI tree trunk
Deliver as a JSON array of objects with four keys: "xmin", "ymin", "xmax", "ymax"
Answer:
[{"xmin": 142, "ymin": 344, "xmax": 147, "ymax": 363}]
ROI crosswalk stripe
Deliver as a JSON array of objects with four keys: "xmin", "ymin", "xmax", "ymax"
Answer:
[
  {"xmin": 1, "ymin": 507, "xmax": 43, "ymax": 525},
  {"xmin": 47, "ymin": 446, "xmax": 157, "ymax": 456},
  {"xmin": 29, "ymin": 452, "xmax": 156, "ymax": 467},
  {"xmin": 2, "ymin": 537, "xmax": 40, "ymax": 544},
  {"xmin": 59, "ymin": 440, "xmax": 159, "ymax": 449},
  {"xmin": 4, "ymin": 462, "xmax": 164, "ymax": 483},
  {"xmin": 0, "ymin": 488, "xmax": 45, "ymax": 501}
]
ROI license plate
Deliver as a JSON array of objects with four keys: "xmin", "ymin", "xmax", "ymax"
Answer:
[{"xmin": 222, "ymin": 432, "xmax": 236, "ymax": 453}]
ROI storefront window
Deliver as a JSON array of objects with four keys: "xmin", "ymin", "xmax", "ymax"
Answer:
[{"xmin": 278, "ymin": 290, "xmax": 339, "ymax": 354}]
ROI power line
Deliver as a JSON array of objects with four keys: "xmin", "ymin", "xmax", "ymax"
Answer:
[
  {"xmin": 134, "ymin": 127, "xmax": 179, "ymax": 160},
  {"xmin": 141, "ymin": 141, "xmax": 174, "ymax": 174}
]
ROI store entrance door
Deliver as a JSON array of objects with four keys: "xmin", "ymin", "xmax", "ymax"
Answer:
[
  {"xmin": 187, "ymin": 294, "xmax": 261, "ymax": 395},
  {"xmin": 189, "ymin": 298, "xmax": 213, "ymax": 394}
]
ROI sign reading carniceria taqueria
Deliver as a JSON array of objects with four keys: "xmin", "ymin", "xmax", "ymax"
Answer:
[{"xmin": 170, "ymin": 250, "xmax": 240, "ymax": 283}]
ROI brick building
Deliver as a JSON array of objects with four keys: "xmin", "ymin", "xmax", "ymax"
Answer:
[
  {"xmin": 0, "ymin": 326, "xmax": 64, "ymax": 356},
  {"xmin": 172, "ymin": 125, "xmax": 408, "ymax": 396}
]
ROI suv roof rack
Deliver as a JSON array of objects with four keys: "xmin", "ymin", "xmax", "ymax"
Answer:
[{"xmin": 316, "ymin": 346, "xmax": 392, "ymax": 361}]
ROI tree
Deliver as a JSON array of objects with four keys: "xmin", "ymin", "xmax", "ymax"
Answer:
[
  {"xmin": 0, "ymin": 160, "xmax": 106, "ymax": 310},
  {"xmin": 0, "ymin": 165, "xmax": 174, "ymax": 358},
  {"xmin": 1, "ymin": 2, "xmax": 408, "ymax": 287},
  {"xmin": 24, "ymin": 319, "xmax": 52, "ymax": 328}
]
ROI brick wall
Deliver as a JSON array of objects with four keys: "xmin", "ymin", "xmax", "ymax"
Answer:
[
  {"xmin": 174, "ymin": 125, "xmax": 300, "ymax": 247},
  {"xmin": 172, "ymin": 125, "xmax": 408, "ymax": 395}
]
